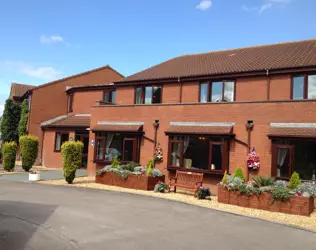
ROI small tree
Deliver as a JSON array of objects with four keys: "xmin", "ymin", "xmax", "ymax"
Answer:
[
  {"xmin": 2, "ymin": 142, "xmax": 17, "ymax": 172},
  {"xmin": 146, "ymin": 160, "xmax": 153, "ymax": 176},
  {"xmin": 20, "ymin": 135, "xmax": 38, "ymax": 172},
  {"xmin": 18, "ymin": 99, "xmax": 29, "ymax": 137},
  {"xmin": 61, "ymin": 141, "xmax": 83, "ymax": 184},
  {"xmin": 289, "ymin": 171, "xmax": 301, "ymax": 189},
  {"xmin": 0, "ymin": 99, "xmax": 21, "ymax": 142},
  {"xmin": 234, "ymin": 168, "xmax": 246, "ymax": 181},
  {"xmin": 111, "ymin": 155, "xmax": 120, "ymax": 168},
  {"xmin": 221, "ymin": 170, "xmax": 227, "ymax": 184}
]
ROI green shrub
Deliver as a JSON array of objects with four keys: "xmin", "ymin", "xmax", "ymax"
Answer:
[
  {"xmin": 1, "ymin": 99, "xmax": 21, "ymax": 142},
  {"xmin": 18, "ymin": 99, "xmax": 28, "ymax": 137},
  {"xmin": 2, "ymin": 142, "xmax": 17, "ymax": 172},
  {"xmin": 146, "ymin": 160, "xmax": 153, "ymax": 176},
  {"xmin": 61, "ymin": 141, "xmax": 83, "ymax": 184},
  {"xmin": 288, "ymin": 171, "xmax": 301, "ymax": 189},
  {"xmin": 154, "ymin": 182, "xmax": 169, "ymax": 193},
  {"xmin": 111, "ymin": 155, "xmax": 120, "ymax": 168},
  {"xmin": 234, "ymin": 168, "xmax": 245, "ymax": 181},
  {"xmin": 20, "ymin": 135, "xmax": 38, "ymax": 172},
  {"xmin": 221, "ymin": 170, "xmax": 227, "ymax": 184},
  {"xmin": 253, "ymin": 176, "xmax": 275, "ymax": 187},
  {"xmin": 270, "ymin": 188, "xmax": 291, "ymax": 202}
]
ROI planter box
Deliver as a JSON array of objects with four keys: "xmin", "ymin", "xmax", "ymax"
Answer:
[
  {"xmin": 95, "ymin": 172, "xmax": 165, "ymax": 191},
  {"xmin": 29, "ymin": 173, "xmax": 40, "ymax": 181},
  {"xmin": 218, "ymin": 187, "xmax": 315, "ymax": 216}
]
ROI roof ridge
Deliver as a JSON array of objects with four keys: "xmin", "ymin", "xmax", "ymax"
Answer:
[{"xmin": 179, "ymin": 38, "xmax": 316, "ymax": 58}]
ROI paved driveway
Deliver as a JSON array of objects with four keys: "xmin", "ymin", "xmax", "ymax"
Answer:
[
  {"xmin": 0, "ymin": 181, "xmax": 315, "ymax": 250},
  {"xmin": 0, "ymin": 169, "xmax": 87, "ymax": 182}
]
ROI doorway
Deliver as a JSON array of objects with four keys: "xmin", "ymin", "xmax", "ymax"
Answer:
[{"xmin": 75, "ymin": 131, "xmax": 89, "ymax": 168}]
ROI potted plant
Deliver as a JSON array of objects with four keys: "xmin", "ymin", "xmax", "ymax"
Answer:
[{"xmin": 29, "ymin": 170, "xmax": 40, "ymax": 181}]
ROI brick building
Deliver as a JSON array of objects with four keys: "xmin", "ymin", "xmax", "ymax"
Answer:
[{"xmin": 85, "ymin": 39, "xmax": 316, "ymax": 193}]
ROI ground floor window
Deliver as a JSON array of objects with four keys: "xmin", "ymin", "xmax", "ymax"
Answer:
[
  {"xmin": 168, "ymin": 135, "xmax": 229, "ymax": 173},
  {"xmin": 54, "ymin": 132, "xmax": 69, "ymax": 152},
  {"xmin": 272, "ymin": 139, "xmax": 316, "ymax": 180},
  {"xmin": 94, "ymin": 132, "xmax": 139, "ymax": 163}
]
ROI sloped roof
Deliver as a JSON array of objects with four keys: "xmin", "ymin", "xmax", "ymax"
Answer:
[
  {"xmin": 9, "ymin": 83, "xmax": 34, "ymax": 100},
  {"xmin": 118, "ymin": 39, "xmax": 316, "ymax": 83},
  {"xmin": 41, "ymin": 114, "xmax": 91, "ymax": 128}
]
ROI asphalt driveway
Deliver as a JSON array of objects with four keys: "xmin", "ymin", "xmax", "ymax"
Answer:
[{"xmin": 0, "ymin": 181, "xmax": 315, "ymax": 250}]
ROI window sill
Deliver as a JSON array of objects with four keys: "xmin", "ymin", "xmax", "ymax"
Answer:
[{"xmin": 167, "ymin": 166, "xmax": 225, "ymax": 176}]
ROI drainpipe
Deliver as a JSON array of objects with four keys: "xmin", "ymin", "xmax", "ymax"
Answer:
[
  {"xmin": 178, "ymin": 77, "xmax": 182, "ymax": 103},
  {"xmin": 266, "ymin": 69, "xmax": 270, "ymax": 100}
]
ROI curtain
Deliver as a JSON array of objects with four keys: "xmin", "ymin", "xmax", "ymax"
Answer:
[
  {"xmin": 277, "ymin": 148, "xmax": 288, "ymax": 167},
  {"xmin": 105, "ymin": 133, "xmax": 114, "ymax": 160},
  {"xmin": 183, "ymin": 136, "xmax": 190, "ymax": 153}
]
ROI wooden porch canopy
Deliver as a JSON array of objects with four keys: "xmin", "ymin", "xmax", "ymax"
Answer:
[
  {"xmin": 92, "ymin": 122, "xmax": 144, "ymax": 134},
  {"xmin": 268, "ymin": 123, "xmax": 316, "ymax": 139},
  {"xmin": 165, "ymin": 122, "xmax": 234, "ymax": 136}
]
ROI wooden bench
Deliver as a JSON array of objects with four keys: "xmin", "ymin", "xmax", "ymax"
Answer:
[{"xmin": 169, "ymin": 171, "xmax": 203, "ymax": 197}]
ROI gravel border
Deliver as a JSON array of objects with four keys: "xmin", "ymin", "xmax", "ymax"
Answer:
[{"xmin": 38, "ymin": 177, "xmax": 316, "ymax": 233}]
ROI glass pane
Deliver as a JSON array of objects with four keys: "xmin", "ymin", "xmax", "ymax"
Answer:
[
  {"xmin": 308, "ymin": 75, "xmax": 316, "ymax": 99},
  {"xmin": 145, "ymin": 86, "xmax": 152, "ymax": 104},
  {"xmin": 105, "ymin": 134, "xmax": 122, "ymax": 161},
  {"xmin": 183, "ymin": 136, "xmax": 209, "ymax": 170},
  {"xmin": 293, "ymin": 76, "xmax": 304, "ymax": 100},
  {"xmin": 211, "ymin": 82, "xmax": 223, "ymax": 102},
  {"xmin": 123, "ymin": 140, "xmax": 134, "ymax": 161},
  {"xmin": 83, "ymin": 136, "xmax": 89, "ymax": 154},
  {"xmin": 103, "ymin": 92, "xmax": 110, "ymax": 102},
  {"xmin": 96, "ymin": 139, "xmax": 105, "ymax": 160},
  {"xmin": 200, "ymin": 83, "xmax": 209, "ymax": 103},
  {"xmin": 223, "ymin": 82, "xmax": 234, "ymax": 102},
  {"xmin": 55, "ymin": 133, "xmax": 61, "ymax": 151},
  {"xmin": 61, "ymin": 134, "xmax": 69, "ymax": 145},
  {"xmin": 276, "ymin": 148, "xmax": 290, "ymax": 178},
  {"xmin": 111, "ymin": 90, "xmax": 116, "ymax": 104},
  {"xmin": 211, "ymin": 144, "xmax": 222, "ymax": 170},
  {"xmin": 152, "ymin": 86, "xmax": 161, "ymax": 104},
  {"xmin": 171, "ymin": 142, "xmax": 181, "ymax": 166},
  {"xmin": 135, "ymin": 87, "xmax": 142, "ymax": 104},
  {"xmin": 293, "ymin": 140, "xmax": 316, "ymax": 181}
]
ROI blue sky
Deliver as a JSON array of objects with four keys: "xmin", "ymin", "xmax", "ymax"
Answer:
[{"xmin": 0, "ymin": 0, "xmax": 315, "ymax": 114}]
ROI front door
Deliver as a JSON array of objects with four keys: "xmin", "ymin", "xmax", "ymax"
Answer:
[{"xmin": 75, "ymin": 132, "xmax": 89, "ymax": 168}]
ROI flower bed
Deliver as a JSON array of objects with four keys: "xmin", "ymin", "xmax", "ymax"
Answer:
[
  {"xmin": 218, "ymin": 186, "xmax": 314, "ymax": 216},
  {"xmin": 96, "ymin": 172, "xmax": 165, "ymax": 190},
  {"xmin": 96, "ymin": 161, "xmax": 165, "ymax": 191}
]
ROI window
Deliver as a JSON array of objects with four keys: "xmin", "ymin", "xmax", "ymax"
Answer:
[
  {"xmin": 103, "ymin": 90, "xmax": 116, "ymax": 104},
  {"xmin": 54, "ymin": 132, "xmax": 69, "ymax": 152},
  {"xmin": 199, "ymin": 81, "xmax": 235, "ymax": 103},
  {"xmin": 135, "ymin": 86, "xmax": 162, "ymax": 104},
  {"xmin": 94, "ymin": 132, "xmax": 138, "ymax": 162},
  {"xmin": 272, "ymin": 140, "xmax": 316, "ymax": 181},
  {"xmin": 28, "ymin": 94, "xmax": 32, "ymax": 111},
  {"xmin": 168, "ymin": 135, "xmax": 229, "ymax": 173},
  {"xmin": 292, "ymin": 74, "xmax": 316, "ymax": 100},
  {"xmin": 68, "ymin": 94, "xmax": 74, "ymax": 112}
]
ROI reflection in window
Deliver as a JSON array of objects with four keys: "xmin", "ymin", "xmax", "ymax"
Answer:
[
  {"xmin": 103, "ymin": 90, "xmax": 116, "ymax": 104},
  {"xmin": 308, "ymin": 75, "xmax": 316, "ymax": 99},
  {"xmin": 276, "ymin": 147, "xmax": 290, "ymax": 178},
  {"xmin": 135, "ymin": 87, "xmax": 143, "ymax": 104},
  {"xmin": 200, "ymin": 83, "xmax": 209, "ymax": 103},
  {"xmin": 55, "ymin": 132, "xmax": 69, "ymax": 152},
  {"xmin": 152, "ymin": 86, "xmax": 162, "ymax": 104},
  {"xmin": 183, "ymin": 136, "xmax": 209, "ymax": 170},
  {"xmin": 211, "ymin": 82, "xmax": 223, "ymax": 102},
  {"xmin": 144, "ymin": 86, "xmax": 153, "ymax": 104},
  {"xmin": 223, "ymin": 81, "xmax": 234, "ymax": 102},
  {"xmin": 135, "ymin": 86, "xmax": 162, "ymax": 104},
  {"xmin": 293, "ymin": 76, "xmax": 304, "ymax": 100},
  {"xmin": 171, "ymin": 141, "xmax": 181, "ymax": 167}
]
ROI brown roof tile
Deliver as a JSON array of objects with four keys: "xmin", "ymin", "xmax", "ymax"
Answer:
[
  {"xmin": 118, "ymin": 39, "xmax": 316, "ymax": 83},
  {"xmin": 9, "ymin": 83, "xmax": 34, "ymax": 99},
  {"xmin": 165, "ymin": 125, "xmax": 233, "ymax": 135},
  {"xmin": 42, "ymin": 115, "xmax": 90, "ymax": 128},
  {"xmin": 92, "ymin": 124, "xmax": 143, "ymax": 133},
  {"xmin": 268, "ymin": 127, "xmax": 316, "ymax": 138}
]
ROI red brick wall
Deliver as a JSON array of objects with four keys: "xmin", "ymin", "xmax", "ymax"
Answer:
[
  {"xmin": 87, "ymin": 100, "xmax": 316, "ymax": 193},
  {"xmin": 182, "ymin": 82, "xmax": 199, "ymax": 103},
  {"xmin": 28, "ymin": 67, "xmax": 123, "ymax": 164},
  {"xmin": 163, "ymin": 83, "xmax": 180, "ymax": 103},
  {"xmin": 236, "ymin": 77, "xmax": 268, "ymax": 101},
  {"xmin": 116, "ymin": 86, "xmax": 134, "ymax": 104},
  {"xmin": 269, "ymin": 75, "xmax": 291, "ymax": 100},
  {"xmin": 70, "ymin": 90, "xmax": 103, "ymax": 114}
]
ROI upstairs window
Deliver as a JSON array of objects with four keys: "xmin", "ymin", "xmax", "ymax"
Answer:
[
  {"xmin": 68, "ymin": 94, "xmax": 74, "ymax": 112},
  {"xmin": 199, "ymin": 81, "xmax": 235, "ymax": 103},
  {"xmin": 135, "ymin": 86, "xmax": 162, "ymax": 104},
  {"xmin": 292, "ymin": 74, "xmax": 316, "ymax": 100},
  {"xmin": 55, "ymin": 132, "xmax": 69, "ymax": 152},
  {"xmin": 103, "ymin": 90, "xmax": 116, "ymax": 104}
]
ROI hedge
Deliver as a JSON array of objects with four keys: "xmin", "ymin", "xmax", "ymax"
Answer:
[
  {"xmin": 18, "ymin": 99, "xmax": 29, "ymax": 137},
  {"xmin": 61, "ymin": 141, "xmax": 83, "ymax": 184},
  {"xmin": 20, "ymin": 135, "xmax": 39, "ymax": 172},
  {"xmin": 2, "ymin": 142, "xmax": 17, "ymax": 172}
]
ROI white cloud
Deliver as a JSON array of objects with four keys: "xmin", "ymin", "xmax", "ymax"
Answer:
[
  {"xmin": 40, "ymin": 35, "xmax": 64, "ymax": 44},
  {"xmin": 196, "ymin": 0, "xmax": 212, "ymax": 11},
  {"xmin": 259, "ymin": 3, "xmax": 272, "ymax": 13},
  {"xmin": 1, "ymin": 61, "xmax": 61, "ymax": 81}
]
